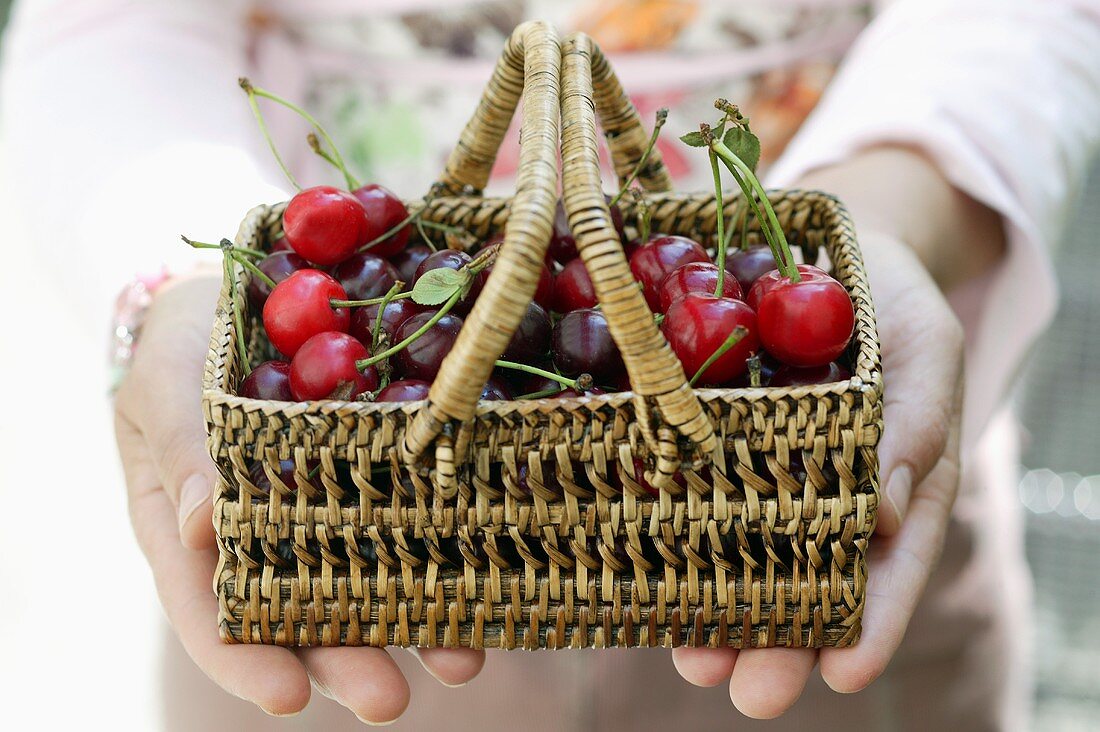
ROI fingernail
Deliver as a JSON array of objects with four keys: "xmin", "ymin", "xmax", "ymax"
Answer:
[
  {"xmin": 884, "ymin": 466, "xmax": 912, "ymax": 524},
  {"xmin": 179, "ymin": 474, "xmax": 212, "ymax": 529},
  {"xmin": 407, "ymin": 647, "xmax": 467, "ymax": 688},
  {"xmin": 356, "ymin": 715, "xmax": 395, "ymax": 727},
  {"xmin": 261, "ymin": 707, "xmax": 301, "ymax": 718}
]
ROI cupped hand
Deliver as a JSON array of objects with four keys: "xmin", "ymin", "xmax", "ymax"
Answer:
[
  {"xmin": 113, "ymin": 272, "xmax": 484, "ymax": 722},
  {"xmin": 672, "ymin": 230, "xmax": 965, "ymax": 717}
]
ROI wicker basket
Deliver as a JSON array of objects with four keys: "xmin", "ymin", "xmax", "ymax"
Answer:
[{"xmin": 205, "ymin": 22, "xmax": 883, "ymax": 650}]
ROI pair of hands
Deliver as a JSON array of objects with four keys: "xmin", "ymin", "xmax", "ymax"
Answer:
[{"xmin": 114, "ymin": 223, "xmax": 965, "ymax": 723}]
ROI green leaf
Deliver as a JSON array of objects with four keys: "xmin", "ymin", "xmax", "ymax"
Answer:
[
  {"xmin": 411, "ymin": 267, "xmax": 469, "ymax": 305},
  {"xmin": 679, "ymin": 131, "xmax": 707, "ymax": 148},
  {"xmin": 722, "ymin": 127, "xmax": 761, "ymax": 172}
]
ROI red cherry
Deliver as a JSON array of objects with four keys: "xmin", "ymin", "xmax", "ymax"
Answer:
[
  {"xmin": 553, "ymin": 258, "xmax": 598, "ymax": 313},
  {"xmin": 629, "ymin": 235, "xmax": 710, "ymax": 311},
  {"xmin": 769, "ymin": 362, "xmax": 851, "ymax": 387},
  {"xmin": 389, "ymin": 243, "xmax": 433, "ymax": 285},
  {"xmin": 657, "ymin": 262, "xmax": 743, "ymax": 312},
  {"xmin": 348, "ymin": 298, "xmax": 422, "ymax": 344},
  {"xmin": 392, "ymin": 311, "xmax": 464, "ymax": 381},
  {"xmin": 724, "ymin": 244, "xmax": 779, "ymax": 293},
  {"xmin": 548, "ymin": 196, "xmax": 625, "ymax": 264},
  {"xmin": 352, "ymin": 183, "xmax": 410, "ymax": 258},
  {"xmin": 412, "ymin": 250, "xmax": 485, "ymax": 314},
  {"xmin": 270, "ymin": 235, "xmax": 292, "ymax": 253},
  {"xmin": 247, "ymin": 251, "xmax": 309, "ymax": 309},
  {"xmin": 263, "ymin": 269, "xmax": 350, "ymax": 357},
  {"xmin": 502, "ymin": 302, "xmax": 551, "ymax": 363},
  {"xmin": 375, "ymin": 379, "xmax": 432, "ymax": 402},
  {"xmin": 748, "ymin": 265, "xmax": 855, "ymax": 367},
  {"xmin": 552, "ymin": 308, "xmax": 624, "ymax": 380},
  {"xmin": 282, "ymin": 186, "xmax": 369, "ymax": 266},
  {"xmin": 289, "ymin": 331, "xmax": 378, "ymax": 400},
  {"xmin": 238, "ymin": 360, "xmax": 293, "ymax": 400},
  {"xmin": 481, "ymin": 377, "xmax": 513, "ymax": 400},
  {"xmin": 619, "ymin": 457, "xmax": 687, "ymax": 498},
  {"xmin": 661, "ymin": 293, "xmax": 760, "ymax": 385},
  {"xmin": 332, "ymin": 252, "xmax": 398, "ymax": 301}
]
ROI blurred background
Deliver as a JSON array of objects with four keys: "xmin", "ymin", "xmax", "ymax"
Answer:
[{"xmin": 0, "ymin": 1, "xmax": 1096, "ymax": 729}]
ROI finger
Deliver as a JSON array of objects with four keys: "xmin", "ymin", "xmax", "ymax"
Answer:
[
  {"xmin": 728, "ymin": 648, "xmax": 817, "ymax": 719},
  {"xmin": 126, "ymin": 470, "xmax": 311, "ymax": 716},
  {"xmin": 820, "ymin": 416, "xmax": 961, "ymax": 693},
  {"xmin": 861, "ymin": 239, "xmax": 965, "ymax": 534},
  {"xmin": 671, "ymin": 647, "xmax": 738, "ymax": 687},
  {"xmin": 410, "ymin": 647, "xmax": 486, "ymax": 687},
  {"xmin": 298, "ymin": 648, "xmax": 410, "ymax": 725},
  {"xmin": 116, "ymin": 275, "xmax": 222, "ymax": 550}
]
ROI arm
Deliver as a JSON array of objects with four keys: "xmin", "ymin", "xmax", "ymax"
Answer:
[{"xmin": 674, "ymin": 0, "xmax": 1100, "ymax": 718}]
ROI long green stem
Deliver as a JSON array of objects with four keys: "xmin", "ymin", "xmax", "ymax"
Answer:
[
  {"xmin": 494, "ymin": 360, "xmax": 578, "ymax": 388},
  {"xmin": 239, "ymin": 79, "xmax": 300, "ymax": 191},
  {"xmin": 689, "ymin": 325, "xmax": 748, "ymax": 386},
  {"xmin": 709, "ymin": 149, "xmax": 727, "ymax": 296},
  {"xmin": 371, "ymin": 282, "xmax": 403, "ymax": 352},
  {"xmin": 610, "ymin": 108, "xmax": 668, "ymax": 207},
  {"xmin": 232, "ymin": 252, "xmax": 277, "ymax": 289},
  {"xmin": 225, "ymin": 257, "xmax": 251, "ymax": 376},
  {"xmin": 356, "ymin": 290, "xmax": 461, "ymax": 370},
  {"xmin": 717, "ymin": 158, "xmax": 782, "ymax": 269},
  {"xmin": 330, "ymin": 291, "xmax": 415, "ymax": 309},
  {"xmin": 243, "ymin": 79, "xmax": 359, "ymax": 190},
  {"xmin": 182, "ymin": 236, "xmax": 265, "ymax": 258}
]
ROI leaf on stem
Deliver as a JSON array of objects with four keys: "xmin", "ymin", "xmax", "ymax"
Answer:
[
  {"xmin": 410, "ymin": 268, "xmax": 470, "ymax": 306},
  {"xmin": 722, "ymin": 128, "xmax": 761, "ymax": 173}
]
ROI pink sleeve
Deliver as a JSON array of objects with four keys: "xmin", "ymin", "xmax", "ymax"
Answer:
[
  {"xmin": 0, "ymin": 0, "xmax": 290, "ymax": 329},
  {"xmin": 767, "ymin": 0, "xmax": 1100, "ymax": 447}
]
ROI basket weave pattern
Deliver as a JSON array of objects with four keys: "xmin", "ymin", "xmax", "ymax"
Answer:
[{"xmin": 206, "ymin": 23, "xmax": 882, "ymax": 650}]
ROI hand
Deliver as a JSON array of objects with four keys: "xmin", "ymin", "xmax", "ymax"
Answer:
[
  {"xmin": 114, "ymin": 273, "xmax": 485, "ymax": 722},
  {"xmin": 671, "ymin": 230, "xmax": 965, "ymax": 717}
]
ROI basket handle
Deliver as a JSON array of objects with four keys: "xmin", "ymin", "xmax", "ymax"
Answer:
[
  {"xmin": 403, "ymin": 21, "xmax": 561, "ymax": 479},
  {"xmin": 560, "ymin": 32, "xmax": 718, "ymax": 485}
]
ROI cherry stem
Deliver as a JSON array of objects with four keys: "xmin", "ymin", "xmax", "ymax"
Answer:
[
  {"xmin": 238, "ymin": 78, "xmax": 301, "ymax": 191},
  {"xmin": 232, "ymin": 251, "xmax": 277, "ymax": 289},
  {"xmin": 224, "ymin": 256, "xmax": 252, "ymax": 376},
  {"xmin": 240, "ymin": 78, "xmax": 359, "ymax": 191},
  {"xmin": 308, "ymin": 463, "xmax": 323, "ymax": 480},
  {"xmin": 181, "ymin": 235, "xmax": 265, "ymax": 259},
  {"xmin": 494, "ymin": 360, "xmax": 583, "ymax": 389},
  {"xmin": 632, "ymin": 188, "xmax": 652, "ymax": 243},
  {"xmin": 330, "ymin": 291, "xmax": 415, "ymax": 309},
  {"xmin": 689, "ymin": 325, "xmax": 748, "ymax": 386},
  {"xmin": 518, "ymin": 387, "xmax": 564, "ymax": 400},
  {"xmin": 746, "ymin": 353, "xmax": 762, "ymax": 387},
  {"xmin": 356, "ymin": 289, "xmax": 461, "ymax": 370},
  {"xmin": 371, "ymin": 281, "xmax": 403, "ymax": 352},
  {"xmin": 610, "ymin": 108, "xmax": 668, "ymax": 207},
  {"xmin": 358, "ymin": 189, "xmax": 444, "ymax": 253},
  {"xmin": 737, "ymin": 195, "xmax": 752, "ymax": 252},
  {"xmin": 306, "ymin": 132, "xmax": 353, "ymax": 187},
  {"xmin": 708, "ymin": 148, "xmax": 728, "ymax": 296}
]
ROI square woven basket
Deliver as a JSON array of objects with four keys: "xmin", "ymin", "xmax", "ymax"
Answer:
[{"xmin": 205, "ymin": 23, "xmax": 883, "ymax": 651}]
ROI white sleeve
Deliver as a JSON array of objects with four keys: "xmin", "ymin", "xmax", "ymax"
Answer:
[
  {"xmin": 767, "ymin": 0, "xmax": 1100, "ymax": 445},
  {"xmin": 0, "ymin": 0, "xmax": 290, "ymax": 327}
]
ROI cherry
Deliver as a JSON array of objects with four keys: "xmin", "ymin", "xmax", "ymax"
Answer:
[
  {"xmin": 552, "ymin": 386, "xmax": 606, "ymax": 398},
  {"xmin": 553, "ymin": 258, "xmax": 598, "ymax": 313},
  {"xmin": 289, "ymin": 331, "xmax": 378, "ymax": 400},
  {"xmin": 263, "ymin": 269, "xmax": 350, "ymax": 357},
  {"xmin": 769, "ymin": 362, "xmax": 851, "ymax": 387},
  {"xmin": 348, "ymin": 297, "xmax": 422, "ymax": 344},
  {"xmin": 502, "ymin": 302, "xmax": 551, "ymax": 363},
  {"xmin": 248, "ymin": 459, "xmax": 319, "ymax": 497},
  {"xmin": 629, "ymin": 235, "xmax": 710, "ymax": 311},
  {"xmin": 627, "ymin": 457, "xmax": 686, "ymax": 498},
  {"xmin": 548, "ymin": 196, "xmax": 625, "ymax": 264},
  {"xmin": 552, "ymin": 309, "xmax": 624, "ymax": 380},
  {"xmin": 352, "ymin": 183, "xmax": 409, "ymax": 258},
  {"xmin": 392, "ymin": 311, "xmax": 464, "ymax": 381},
  {"xmin": 481, "ymin": 377, "xmax": 513, "ymax": 401},
  {"xmin": 332, "ymin": 251, "xmax": 398, "ymax": 301},
  {"xmin": 282, "ymin": 186, "xmax": 369, "ymax": 266},
  {"xmin": 247, "ymin": 251, "xmax": 309, "ymax": 309},
  {"xmin": 747, "ymin": 265, "xmax": 854, "ymax": 367},
  {"xmin": 730, "ymin": 352, "xmax": 781, "ymax": 387},
  {"xmin": 389, "ymin": 243, "xmax": 432, "ymax": 285},
  {"xmin": 480, "ymin": 243, "xmax": 555, "ymax": 311},
  {"xmin": 661, "ymin": 293, "xmax": 759, "ymax": 385},
  {"xmin": 238, "ymin": 360, "xmax": 293, "ymax": 400},
  {"xmin": 724, "ymin": 244, "xmax": 778, "ymax": 293},
  {"xmin": 412, "ymin": 249, "xmax": 485, "ymax": 314},
  {"xmin": 269, "ymin": 235, "xmax": 292, "ymax": 253},
  {"xmin": 501, "ymin": 359, "xmax": 559, "ymax": 395},
  {"xmin": 657, "ymin": 262, "xmax": 743, "ymax": 312},
  {"xmin": 375, "ymin": 379, "xmax": 432, "ymax": 402}
]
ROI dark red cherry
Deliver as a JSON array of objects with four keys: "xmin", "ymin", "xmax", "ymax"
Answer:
[
  {"xmin": 729, "ymin": 352, "xmax": 782, "ymax": 387},
  {"xmin": 661, "ymin": 293, "xmax": 760, "ymax": 385},
  {"xmin": 282, "ymin": 186, "xmax": 369, "ymax": 266},
  {"xmin": 481, "ymin": 377, "xmax": 512, "ymax": 400},
  {"xmin": 262, "ymin": 269, "xmax": 350, "ymax": 357},
  {"xmin": 627, "ymin": 457, "xmax": 686, "ymax": 498},
  {"xmin": 724, "ymin": 244, "xmax": 779, "ymax": 293},
  {"xmin": 552, "ymin": 386, "xmax": 607, "ymax": 398},
  {"xmin": 238, "ymin": 360, "xmax": 293, "ymax": 400},
  {"xmin": 629, "ymin": 235, "xmax": 709, "ymax": 311},
  {"xmin": 389, "ymin": 243, "xmax": 433, "ymax": 285},
  {"xmin": 553, "ymin": 258, "xmax": 598, "ymax": 313},
  {"xmin": 769, "ymin": 362, "xmax": 851, "ymax": 387},
  {"xmin": 269, "ymin": 235, "xmax": 292, "ymax": 253},
  {"xmin": 748, "ymin": 265, "xmax": 854, "ymax": 367},
  {"xmin": 248, "ymin": 459, "xmax": 319, "ymax": 497},
  {"xmin": 289, "ymin": 331, "xmax": 378, "ymax": 400},
  {"xmin": 348, "ymin": 297, "xmax": 422, "ymax": 344},
  {"xmin": 657, "ymin": 262, "xmax": 743, "ymax": 312},
  {"xmin": 332, "ymin": 252, "xmax": 399, "ymax": 301},
  {"xmin": 552, "ymin": 308, "xmax": 624, "ymax": 380},
  {"xmin": 503, "ymin": 302, "xmax": 552, "ymax": 363},
  {"xmin": 375, "ymin": 379, "xmax": 432, "ymax": 402},
  {"xmin": 247, "ymin": 251, "xmax": 309, "ymax": 310},
  {"xmin": 479, "ymin": 241, "xmax": 555, "ymax": 311},
  {"xmin": 548, "ymin": 196, "xmax": 625, "ymax": 264},
  {"xmin": 352, "ymin": 183, "xmax": 410, "ymax": 258},
  {"xmin": 412, "ymin": 249, "xmax": 485, "ymax": 314},
  {"xmin": 392, "ymin": 311, "xmax": 464, "ymax": 381}
]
